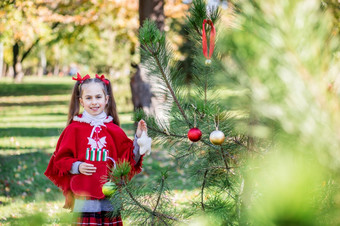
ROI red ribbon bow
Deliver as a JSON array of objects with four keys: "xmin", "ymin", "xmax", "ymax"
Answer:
[
  {"xmin": 95, "ymin": 74, "xmax": 109, "ymax": 85},
  {"xmin": 72, "ymin": 73, "xmax": 90, "ymax": 83},
  {"xmin": 202, "ymin": 19, "xmax": 216, "ymax": 60}
]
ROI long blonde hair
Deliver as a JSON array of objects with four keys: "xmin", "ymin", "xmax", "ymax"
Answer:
[{"xmin": 67, "ymin": 78, "xmax": 120, "ymax": 126}]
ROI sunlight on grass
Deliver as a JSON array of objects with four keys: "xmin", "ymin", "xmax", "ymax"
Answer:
[
  {"xmin": 0, "ymin": 196, "xmax": 71, "ymax": 225},
  {"xmin": 0, "ymin": 76, "xmax": 234, "ymax": 224},
  {"xmin": 0, "ymin": 76, "xmax": 135, "ymax": 225}
]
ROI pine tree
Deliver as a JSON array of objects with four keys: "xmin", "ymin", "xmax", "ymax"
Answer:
[
  {"xmin": 220, "ymin": 0, "xmax": 340, "ymax": 225},
  {"xmin": 108, "ymin": 0, "xmax": 340, "ymax": 225},
  {"xmin": 107, "ymin": 0, "xmax": 246, "ymax": 225}
]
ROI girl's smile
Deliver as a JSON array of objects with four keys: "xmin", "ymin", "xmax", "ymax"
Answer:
[{"xmin": 79, "ymin": 83, "xmax": 109, "ymax": 116}]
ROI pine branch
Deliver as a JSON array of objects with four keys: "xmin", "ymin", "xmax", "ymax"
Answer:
[
  {"xmin": 200, "ymin": 139, "xmax": 236, "ymax": 162},
  {"xmin": 232, "ymin": 135, "xmax": 248, "ymax": 149},
  {"xmin": 122, "ymin": 181, "xmax": 179, "ymax": 223},
  {"xmin": 172, "ymin": 143, "xmax": 194, "ymax": 160},
  {"xmin": 148, "ymin": 125, "xmax": 187, "ymax": 139},
  {"xmin": 201, "ymin": 169, "xmax": 209, "ymax": 211},
  {"xmin": 151, "ymin": 175, "xmax": 166, "ymax": 225},
  {"xmin": 140, "ymin": 20, "xmax": 192, "ymax": 128},
  {"xmin": 198, "ymin": 166, "xmax": 235, "ymax": 172},
  {"xmin": 219, "ymin": 146, "xmax": 230, "ymax": 172},
  {"xmin": 204, "ymin": 78, "xmax": 208, "ymax": 105},
  {"xmin": 151, "ymin": 51, "xmax": 192, "ymax": 127}
]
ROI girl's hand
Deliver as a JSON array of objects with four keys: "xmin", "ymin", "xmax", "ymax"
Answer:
[
  {"xmin": 79, "ymin": 163, "xmax": 96, "ymax": 175},
  {"xmin": 136, "ymin": 119, "xmax": 147, "ymax": 138}
]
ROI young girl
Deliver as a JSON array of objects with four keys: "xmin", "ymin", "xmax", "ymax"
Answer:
[{"xmin": 45, "ymin": 73, "xmax": 149, "ymax": 225}]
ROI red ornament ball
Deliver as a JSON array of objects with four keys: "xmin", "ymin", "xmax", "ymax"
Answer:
[{"xmin": 187, "ymin": 128, "xmax": 202, "ymax": 142}]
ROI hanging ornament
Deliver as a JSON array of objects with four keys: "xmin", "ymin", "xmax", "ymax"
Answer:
[
  {"xmin": 187, "ymin": 112, "xmax": 202, "ymax": 142},
  {"xmin": 210, "ymin": 115, "xmax": 225, "ymax": 145},
  {"xmin": 102, "ymin": 181, "xmax": 117, "ymax": 197},
  {"xmin": 210, "ymin": 130, "xmax": 225, "ymax": 145},
  {"xmin": 202, "ymin": 19, "xmax": 216, "ymax": 65},
  {"xmin": 188, "ymin": 128, "xmax": 202, "ymax": 142}
]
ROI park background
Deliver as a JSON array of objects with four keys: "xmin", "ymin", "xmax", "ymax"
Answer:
[{"xmin": 1, "ymin": 0, "xmax": 340, "ymax": 225}]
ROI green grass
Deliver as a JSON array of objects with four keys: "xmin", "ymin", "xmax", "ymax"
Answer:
[
  {"xmin": 0, "ymin": 76, "xmax": 138, "ymax": 224},
  {"xmin": 0, "ymin": 76, "xmax": 229, "ymax": 225},
  {"xmin": 0, "ymin": 76, "xmax": 198, "ymax": 225}
]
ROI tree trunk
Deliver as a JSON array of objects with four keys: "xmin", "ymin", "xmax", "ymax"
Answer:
[
  {"xmin": 130, "ymin": 65, "xmax": 153, "ymax": 112},
  {"xmin": 13, "ymin": 42, "xmax": 24, "ymax": 82},
  {"xmin": 13, "ymin": 42, "xmax": 19, "ymax": 78},
  {"xmin": 53, "ymin": 63, "xmax": 60, "ymax": 76},
  {"xmin": 130, "ymin": 0, "xmax": 165, "ymax": 115},
  {"xmin": 38, "ymin": 49, "xmax": 47, "ymax": 77},
  {"xmin": 14, "ymin": 62, "xmax": 24, "ymax": 83},
  {"xmin": 139, "ymin": 0, "xmax": 164, "ymax": 30},
  {"xmin": 0, "ymin": 42, "xmax": 3, "ymax": 78},
  {"xmin": 2, "ymin": 62, "xmax": 7, "ymax": 78}
]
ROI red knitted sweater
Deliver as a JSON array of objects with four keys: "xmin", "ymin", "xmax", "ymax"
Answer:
[{"xmin": 44, "ymin": 115, "xmax": 143, "ymax": 208}]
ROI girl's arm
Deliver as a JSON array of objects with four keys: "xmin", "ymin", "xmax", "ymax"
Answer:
[
  {"xmin": 133, "ymin": 120, "xmax": 148, "ymax": 163},
  {"xmin": 136, "ymin": 119, "xmax": 147, "ymax": 138},
  {"xmin": 70, "ymin": 161, "xmax": 97, "ymax": 175}
]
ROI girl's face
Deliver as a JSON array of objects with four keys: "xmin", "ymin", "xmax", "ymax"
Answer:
[{"xmin": 79, "ymin": 83, "xmax": 109, "ymax": 116}]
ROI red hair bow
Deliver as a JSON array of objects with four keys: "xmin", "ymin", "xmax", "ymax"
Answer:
[
  {"xmin": 72, "ymin": 73, "xmax": 90, "ymax": 83},
  {"xmin": 95, "ymin": 74, "xmax": 109, "ymax": 85}
]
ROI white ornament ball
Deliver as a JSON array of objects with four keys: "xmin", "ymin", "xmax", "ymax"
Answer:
[
  {"xmin": 205, "ymin": 59, "xmax": 212, "ymax": 65},
  {"xmin": 209, "ymin": 130, "xmax": 225, "ymax": 145}
]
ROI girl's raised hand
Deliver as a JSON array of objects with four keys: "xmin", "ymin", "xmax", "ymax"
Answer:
[
  {"xmin": 79, "ymin": 163, "xmax": 97, "ymax": 175},
  {"xmin": 136, "ymin": 119, "xmax": 147, "ymax": 138}
]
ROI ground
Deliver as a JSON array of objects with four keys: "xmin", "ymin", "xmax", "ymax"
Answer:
[{"xmin": 0, "ymin": 76, "xmax": 199, "ymax": 225}]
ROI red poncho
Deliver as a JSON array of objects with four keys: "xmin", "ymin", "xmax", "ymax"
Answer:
[{"xmin": 44, "ymin": 115, "xmax": 143, "ymax": 208}]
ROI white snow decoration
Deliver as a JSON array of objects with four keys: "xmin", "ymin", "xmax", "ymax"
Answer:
[
  {"xmin": 137, "ymin": 131, "xmax": 152, "ymax": 155},
  {"xmin": 88, "ymin": 136, "xmax": 107, "ymax": 149}
]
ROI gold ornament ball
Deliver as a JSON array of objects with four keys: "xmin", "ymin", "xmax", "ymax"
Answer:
[
  {"xmin": 209, "ymin": 130, "xmax": 225, "ymax": 145},
  {"xmin": 205, "ymin": 59, "xmax": 212, "ymax": 65},
  {"xmin": 102, "ymin": 181, "xmax": 117, "ymax": 197}
]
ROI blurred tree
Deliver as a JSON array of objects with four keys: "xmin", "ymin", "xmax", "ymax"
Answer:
[
  {"xmin": 109, "ymin": 1, "xmax": 245, "ymax": 224},
  {"xmin": 130, "ymin": 0, "xmax": 165, "ymax": 116},
  {"xmin": 0, "ymin": 0, "xmax": 99, "ymax": 82},
  {"xmin": 108, "ymin": 0, "xmax": 340, "ymax": 224},
  {"xmin": 322, "ymin": 0, "xmax": 340, "ymax": 34},
  {"xmin": 223, "ymin": 0, "xmax": 340, "ymax": 224}
]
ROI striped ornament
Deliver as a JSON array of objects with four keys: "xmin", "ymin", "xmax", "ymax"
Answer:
[{"xmin": 85, "ymin": 148, "xmax": 108, "ymax": 161}]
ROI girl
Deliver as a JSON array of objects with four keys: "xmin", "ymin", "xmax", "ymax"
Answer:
[{"xmin": 45, "ymin": 73, "xmax": 150, "ymax": 225}]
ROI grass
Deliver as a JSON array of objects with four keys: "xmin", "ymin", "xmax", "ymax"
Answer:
[
  {"xmin": 0, "ymin": 76, "xmax": 137, "ymax": 224},
  {"xmin": 0, "ymin": 76, "xmax": 199, "ymax": 225}
]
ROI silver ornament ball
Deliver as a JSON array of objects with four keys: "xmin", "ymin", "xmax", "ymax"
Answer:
[{"xmin": 209, "ymin": 130, "xmax": 225, "ymax": 145}]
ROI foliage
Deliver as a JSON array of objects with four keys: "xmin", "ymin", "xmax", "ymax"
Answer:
[
  {"xmin": 220, "ymin": 0, "xmax": 340, "ymax": 224},
  {"xmin": 0, "ymin": 76, "xmax": 197, "ymax": 225},
  {"xmin": 109, "ymin": 0, "xmax": 340, "ymax": 224},
  {"xmin": 0, "ymin": 0, "xmax": 189, "ymax": 78},
  {"xmin": 110, "ymin": 0, "xmax": 246, "ymax": 224},
  {"xmin": 321, "ymin": 0, "xmax": 340, "ymax": 34}
]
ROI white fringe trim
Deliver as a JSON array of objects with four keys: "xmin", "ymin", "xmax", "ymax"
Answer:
[{"xmin": 73, "ymin": 115, "xmax": 113, "ymax": 124}]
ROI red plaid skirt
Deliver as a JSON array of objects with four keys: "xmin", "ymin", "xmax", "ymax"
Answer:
[{"xmin": 74, "ymin": 211, "xmax": 123, "ymax": 225}]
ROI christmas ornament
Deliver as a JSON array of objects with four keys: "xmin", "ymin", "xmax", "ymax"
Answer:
[
  {"xmin": 137, "ymin": 131, "xmax": 152, "ymax": 155},
  {"xmin": 102, "ymin": 181, "xmax": 117, "ymax": 196},
  {"xmin": 205, "ymin": 59, "xmax": 212, "ymax": 65},
  {"xmin": 209, "ymin": 130, "xmax": 225, "ymax": 145},
  {"xmin": 187, "ymin": 110, "xmax": 202, "ymax": 142},
  {"xmin": 210, "ymin": 115, "xmax": 225, "ymax": 145},
  {"xmin": 202, "ymin": 19, "xmax": 216, "ymax": 65},
  {"xmin": 188, "ymin": 128, "xmax": 202, "ymax": 142}
]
